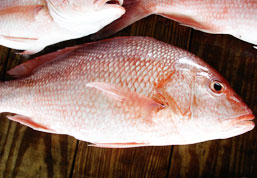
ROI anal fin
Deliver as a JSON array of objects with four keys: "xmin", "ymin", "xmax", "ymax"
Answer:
[
  {"xmin": 7, "ymin": 114, "xmax": 56, "ymax": 133},
  {"xmin": 89, "ymin": 142, "xmax": 148, "ymax": 148}
]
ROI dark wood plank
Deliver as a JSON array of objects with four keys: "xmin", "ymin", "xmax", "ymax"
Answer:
[
  {"xmin": 0, "ymin": 121, "xmax": 78, "ymax": 178},
  {"xmin": 71, "ymin": 15, "xmax": 192, "ymax": 178},
  {"xmin": 73, "ymin": 144, "xmax": 171, "ymax": 178},
  {"xmin": 0, "ymin": 46, "xmax": 9, "ymax": 80},
  {"xmin": 169, "ymin": 32, "xmax": 257, "ymax": 178},
  {"xmin": 0, "ymin": 46, "xmax": 10, "ymax": 165},
  {"xmin": 0, "ymin": 49, "xmax": 78, "ymax": 178}
]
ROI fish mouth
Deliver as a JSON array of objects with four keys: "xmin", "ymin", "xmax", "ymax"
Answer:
[
  {"xmin": 236, "ymin": 113, "xmax": 255, "ymax": 122},
  {"xmin": 222, "ymin": 113, "xmax": 255, "ymax": 139},
  {"xmin": 106, "ymin": 0, "xmax": 123, "ymax": 5},
  {"xmin": 94, "ymin": 0, "xmax": 123, "ymax": 8},
  {"xmin": 234, "ymin": 113, "xmax": 255, "ymax": 129}
]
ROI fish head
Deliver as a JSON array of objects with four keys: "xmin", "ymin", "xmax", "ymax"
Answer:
[
  {"xmin": 158, "ymin": 56, "xmax": 255, "ymax": 144},
  {"xmin": 47, "ymin": 0, "xmax": 125, "ymax": 36}
]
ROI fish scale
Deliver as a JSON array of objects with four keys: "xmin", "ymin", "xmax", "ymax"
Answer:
[
  {"xmin": 0, "ymin": 0, "xmax": 43, "ymax": 10},
  {"xmin": 0, "ymin": 37, "xmax": 255, "ymax": 148}
]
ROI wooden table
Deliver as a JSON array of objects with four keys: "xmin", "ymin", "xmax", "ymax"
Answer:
[{"xmin": 0, "ymin": 15, "xmax": 256, "ymax": 178}]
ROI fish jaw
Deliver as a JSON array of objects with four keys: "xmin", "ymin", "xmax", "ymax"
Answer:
[
  {"xmin": 169, "ymin": 113, "xmax": 255, "ymax": 145},
  {"xmin": 220, "ymin": 113, "xmax": 255, "ymax": 139},
  {"xmin": 176, "ymin": 101, "xmax": 255, "ymax": 144}
]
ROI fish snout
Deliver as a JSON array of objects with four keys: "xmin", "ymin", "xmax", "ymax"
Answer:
[{"xmin": 227, "ymin": 93, "xmax": 254, "ymax": 116}]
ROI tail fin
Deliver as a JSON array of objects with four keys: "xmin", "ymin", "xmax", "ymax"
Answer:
[{"xmin": 91, "ymin": 0, "xmax": 154, "ymax": 40}]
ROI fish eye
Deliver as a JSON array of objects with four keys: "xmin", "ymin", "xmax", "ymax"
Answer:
[{"xmin": 210, "ymin": 81, "xmax": 224, "ymax": 93}]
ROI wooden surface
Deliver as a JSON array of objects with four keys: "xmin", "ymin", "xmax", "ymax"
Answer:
[{"xmin": 0, "ymin": 15, "xmax": 256, "ymax": 178}]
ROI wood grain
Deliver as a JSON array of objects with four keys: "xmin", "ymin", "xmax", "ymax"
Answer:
[
  {"xmin": 73, "ymin": 144, "xmax": 171, "ymax": 178},
  {"xmin": 0, "ymin": 13, "xmax": 256, "ymax": 178},
  {"xmin": 0, "ymin": 46, "xmax": 9, "ymax": 80}
]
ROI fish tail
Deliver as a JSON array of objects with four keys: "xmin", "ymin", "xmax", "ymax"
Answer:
[{"xmin": 91, "ymin": 0, "xmax": 154, "ymax": 40}]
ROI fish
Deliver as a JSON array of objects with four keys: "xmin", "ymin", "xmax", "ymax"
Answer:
[
  {"xmin": 1, "ymin": 36, "xmax": 254, "ymax": 148},
  {"xmin": 92, "ymin": 0, "xmax": 257, "ymax": 46},
  {"xmin": 0, "ymin": 0, "xmax": 125, "ymax": 54}
]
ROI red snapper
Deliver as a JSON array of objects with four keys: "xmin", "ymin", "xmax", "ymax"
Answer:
[{"xmin": 1, "ymin": 37, "xmax": 255, "ymax": 148}]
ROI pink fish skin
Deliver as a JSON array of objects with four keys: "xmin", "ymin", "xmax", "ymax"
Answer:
[
  {"xmin": 0, "ymin": 0, "xmax": 42, "ymax": 10},
  {"xmin": 1, "ymin": 37, "xmax": 255, "ymax": 148},
  {"xmin": 92, "ymin": 0, "xmax": 257, "ymax": 45},
  {"xmin": 0, "ymin": 0, "xmax": 125, "ymax": 54}
]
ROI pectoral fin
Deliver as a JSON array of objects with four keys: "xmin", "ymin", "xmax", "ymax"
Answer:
[
  {"xmin": 7, "ymin": 114, "xmax": 56, "ymax": 133},
  {"xmin": 86, "ymin": 82, "xmax": 165, "ymax": 114},
  {"xmin": 89, "ymin": 142, "xmax": 149, "ymax": 148}
]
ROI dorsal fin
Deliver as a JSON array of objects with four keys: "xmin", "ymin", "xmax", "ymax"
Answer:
[{"xmin": 7, "ymin": 45, "xmax": 81, "ymax": 78}]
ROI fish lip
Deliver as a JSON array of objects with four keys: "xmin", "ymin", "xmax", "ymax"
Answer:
[
  {"xmin": 236, "ymin": 113, "xmax": 255, "ymax": 122},
  {"xmin": 233, "ymin": 113, "xmax": 255, "ymax": 131},
  {"xmin": 221, "ymin": 113, "xmax": 255, "ymax": 139},
  {"xmin": 224, "ymin": 113, "xmax": 255, "ymax": 129}
]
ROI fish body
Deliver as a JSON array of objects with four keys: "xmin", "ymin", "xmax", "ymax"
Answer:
[
  {"xmin": 0, "ymin": 0, "xmax": 125, "ymax": 54},
  {"xmin": 1, "ymin": 37, "xmax": 255, "ymax": 148},
  {"xmin": 93, "ymin": 0, "xmax": 257, "ymax": 45}
]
